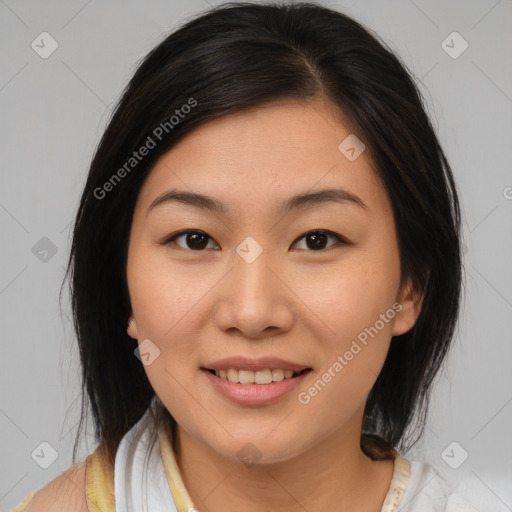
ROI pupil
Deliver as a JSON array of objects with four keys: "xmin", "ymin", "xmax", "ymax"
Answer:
[
  {"xmin": 307, "ymin": 233, "xmax": 327, "ymax": 250},
  {"xmin": 188, "ymin": 233, "xmax": 208, "ymax": 250}
]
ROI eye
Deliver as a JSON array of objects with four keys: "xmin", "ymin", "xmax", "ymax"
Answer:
[
  {"xmin": 162, "ymin": 229, "xmax": 347, "ymax": 252},
  {"xmin": 164, "ymin": 230, "xmax": 219, "ymax": 251},
  {"xmin": 291, "ymin": 230, "xmax": 347, "ymax": 251}
]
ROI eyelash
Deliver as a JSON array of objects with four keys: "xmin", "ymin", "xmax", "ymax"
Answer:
[{"xmin": 161, "ymin": 229, "xmax": 349, "ymax": 252}]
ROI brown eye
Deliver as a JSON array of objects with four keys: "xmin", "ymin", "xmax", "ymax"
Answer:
[
  {"xmin": 165, "ymin": 230, "xmax": 219, "ymax": 251},
  {"xmin": 292, "ymin": 230, "xmax": 346, "ymax": 251}
]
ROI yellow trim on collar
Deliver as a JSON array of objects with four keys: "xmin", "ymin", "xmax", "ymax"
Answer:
[
  {"xmin": 158, "ymin": 419, "xmax": 199, "ymax": 512},
  {"xmin": 380, "ymin": 453, "xmax": 411, "ymax": 511},
  {"xmin": 85, "ymin": 445, "xmax": 116, "ymax": 512},
  {"xmin": 12, "ymin": 490, "xmax": 37, "ymax": 512}
]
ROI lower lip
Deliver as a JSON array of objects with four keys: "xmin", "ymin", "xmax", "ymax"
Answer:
[{"xmin": 201, "ymin": 369, "xmax": 311, "ymax": 407}]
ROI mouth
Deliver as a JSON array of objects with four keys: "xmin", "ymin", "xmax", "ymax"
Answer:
[
  {"xmin": 201, "ymin": 367, "xmax": 312, "ymax": 385},
  {"xmin": 200, "ymin": 366, "xmax": 313, "ymax": 406}
]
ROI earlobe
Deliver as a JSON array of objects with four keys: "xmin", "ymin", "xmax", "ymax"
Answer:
[
  {"xmin": 127, "ymin": 316, "xmax": 138, "ymax": 339},
  {"xmin": 392, "ymin": 278, "xmax": 424, "ymax": 337}
]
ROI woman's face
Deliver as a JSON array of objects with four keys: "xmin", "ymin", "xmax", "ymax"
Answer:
[{"xmin": 126, "ymin": 99, "xmax": 422, "ymax": 464}]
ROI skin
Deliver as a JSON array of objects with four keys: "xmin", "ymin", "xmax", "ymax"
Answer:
[{"xmin": 126, "ymin": 98, "xmax": 424, "ymax": 511}]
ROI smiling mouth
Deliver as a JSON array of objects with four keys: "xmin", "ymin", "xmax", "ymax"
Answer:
[{"xmin": 202, "ymin": 367, "xmax": 312, "ymax": 385}]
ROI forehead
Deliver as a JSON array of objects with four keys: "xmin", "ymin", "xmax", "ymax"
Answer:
[{"xmin": 135, "ymin": 99, "xmax": 389, "ymax": 219}]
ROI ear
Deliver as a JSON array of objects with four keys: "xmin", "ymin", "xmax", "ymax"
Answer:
[
  {"xmin": 127, "ymin": 315, "xmax": 138, "ymax": 340},
  {"xmin": 392, "ymin": 276, "xmax": 425, "ymax": 337}
]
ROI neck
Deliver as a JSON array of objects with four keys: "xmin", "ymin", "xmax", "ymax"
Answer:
[{"xmin": 172, "ymin": 415, "xmax": 394, "ymax": 512}]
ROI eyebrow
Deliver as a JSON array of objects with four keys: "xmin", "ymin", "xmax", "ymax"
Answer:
[{"xmin": 146, "ymin": 187, "xmax": 368, "ymax": 217}]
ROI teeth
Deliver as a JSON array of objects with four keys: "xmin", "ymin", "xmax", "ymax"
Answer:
[
  {"xmin": 239, "ymin": 370, "xmax": 255, "ymax": 384},
  {"xmin": 213, "ymin": 368, "xmax": 304, "ymax": 384},
  {"xmin": 227, "ymin": 368, "xmax": 238, "ymax": 383},
  {"xmin": 272, "ymin": 369, "xmax": 284, "ymax": 382},
  {"xmin": 255, "ymin": 369, "xmax": 272, "ymax": 384}
]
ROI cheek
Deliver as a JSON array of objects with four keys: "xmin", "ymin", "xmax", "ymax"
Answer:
[
  {"xmin": 127, "ymin": 238, "xmax": 208, "ymax": 337},
  {"xmin": 126, "ymin": 239, "xmax": 210, "ymax": 406},
  {"xmin": 126, "ymin": 245, "xmax": 202, "ymax": 418},
  {"xmin": 297, "ymin": 279, "xmax": 397, "ymax": 425},
  {"xmin": 297, "ymin": 248, "xmax": 400, "ymax": 345},
  {"xmin": 295, "ymin": 241, "xmax": 400, "ymax": 405}
]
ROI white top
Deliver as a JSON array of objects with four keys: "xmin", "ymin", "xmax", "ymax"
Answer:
[
  {"xmin": 113, "ymin": 407, "xmax": 493, "ymax": 511},
  {"xmin": 397, "ymin": 459, "xmax": 493, "ymax": 511},
  {"xmin": 114, "ymin": 410, "xmax": 178, "ymax": 511}
]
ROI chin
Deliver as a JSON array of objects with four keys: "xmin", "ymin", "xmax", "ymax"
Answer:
[{"xmin": 205, "ymin": 430, "xmax": 310, "ymax": 467}]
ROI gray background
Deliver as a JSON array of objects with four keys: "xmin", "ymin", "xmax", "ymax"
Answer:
[{"xmin": 1, "ymin": 0, "xmax": 511, "ymax": 510}]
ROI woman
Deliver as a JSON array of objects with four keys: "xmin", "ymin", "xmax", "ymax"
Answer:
[{"xmin": 14, "ymin": 2, "xmax": 487, "ymax": 510}]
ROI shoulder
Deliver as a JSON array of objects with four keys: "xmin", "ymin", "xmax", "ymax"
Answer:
[
  {"xmin": 399, "ymin": 458, "xmax": 498, "ymax": 511},
  {"xmin": 444, "ymin": 472, "xmax": 508, "ymax": 511},
  {"xmin": 17, "ymin": 461, "xmax": 88, "ymax": 512}
]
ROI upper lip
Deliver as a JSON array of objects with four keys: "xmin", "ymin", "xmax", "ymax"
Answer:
[{"xmin": 202, "ymin": 356, "xmax": 311, "ymax": 372}]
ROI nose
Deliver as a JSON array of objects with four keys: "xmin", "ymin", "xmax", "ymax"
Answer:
[{"xmin": 214, "ymin": 248, "xmax": 294, "ymax": 340}]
